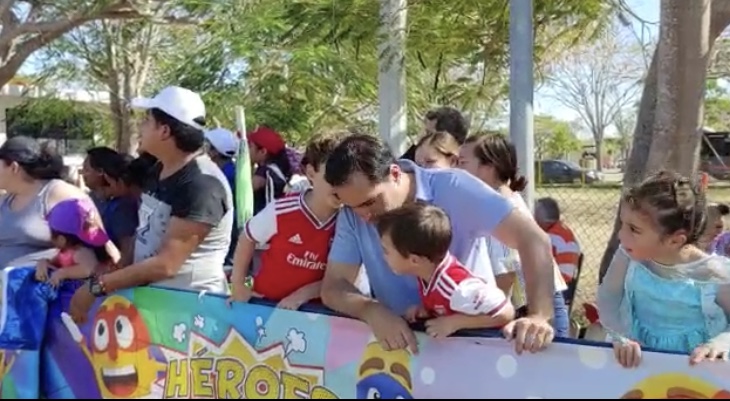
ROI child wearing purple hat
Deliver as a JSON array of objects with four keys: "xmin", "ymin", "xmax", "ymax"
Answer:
[{"xmin": 35, "ymin": 198, "xmax": 113, "ymax": 287}]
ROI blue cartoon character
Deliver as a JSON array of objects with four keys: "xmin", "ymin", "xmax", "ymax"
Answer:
[{"xmin": 356, "ymin": 341, "xmax": 413, "ymax": 399}]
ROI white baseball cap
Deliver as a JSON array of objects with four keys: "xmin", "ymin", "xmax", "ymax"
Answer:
[
  {"xmin": 205, "ymin": 128, "xmax": 239, "ymax": 157},
  {"xmin": 131, "ymin": 86, "xmax": 206, "ymax": 130}
]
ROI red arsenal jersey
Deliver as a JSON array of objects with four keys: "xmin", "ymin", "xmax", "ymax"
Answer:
[
  {"xmin": 244, "ymin": 190, "xmax": 336, "ymax": 301},
  {"xmin": 419, "ymin": 254, "xmax": 509, "ymax": 317}
]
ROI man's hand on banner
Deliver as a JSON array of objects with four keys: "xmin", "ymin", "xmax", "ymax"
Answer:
[
  {"xmin": 69, "ymin": 283, "xmax": 96, "ymax": 324},
  {"xmin": 502, "ymin": 316, "xmax": 555, "ymax": 354}
]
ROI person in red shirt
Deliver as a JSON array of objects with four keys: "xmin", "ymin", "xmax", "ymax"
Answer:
[
  {"xmin": 228, "ymin": 131, "xmax": 344, "ymax": 309},
  {"xmin": 375, "ymin": 201, "xmax": 514, "ymax": 338}
]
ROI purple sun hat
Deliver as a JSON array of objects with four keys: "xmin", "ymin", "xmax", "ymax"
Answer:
[{"xmin": 46, "ymin": 198, "xmax": 109, "ymax": 247}]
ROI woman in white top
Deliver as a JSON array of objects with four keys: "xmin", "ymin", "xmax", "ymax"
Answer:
[{"xmin": 458, "ymin": 134, "xmax": 571, "ymax": 337}]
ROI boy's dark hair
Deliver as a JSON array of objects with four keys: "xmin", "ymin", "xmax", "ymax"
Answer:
[
  {"xmin": 535, "ymin": 197, "xmax": 561, "ymax": 223},
  {"xmin": 304, "ymin": 130, "xmax": 347, "ymax": 172},
  {"xmin": 149, "ymin": 108, "xmax": 206, "ymax": 153},
  {"xmin": 623, "ymin": 170, "xmax": 708, "ymax": 245},
  {"xmin": 325, "ymin": 133, "xmax": 395, "ymax": 187},
  {"xmin": 464, "ymin": 134, "xmax": 527, "ymax": 192},
  {"xmin": 425, "ymin": 107, "xmax": 469, "ymax": 144},
  {"xmin": 718, "ymin": 203, "xmax": 730, "ymax": 216},
  {"xmin": 86, "ymin": 147, "xmax": 128, "ymax": 180},
  {"xmin": 123, "ymin": 152, "xmax": 158, "ymax": 188},
  {"xmin": 375, "ymin": 201, "xmax": 452, "ymax": 263}
]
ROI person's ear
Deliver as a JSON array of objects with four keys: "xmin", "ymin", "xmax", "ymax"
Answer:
[
  {"xmin": 8, "ymin": 161, "xmax": 20, "ymax": 175},
  {"xmin": 668, "ymin": 231, "xmax": 688, "ymax": 248},
  {"xmin": 389, "ymin": 164, "xmax": 402, "ymax": 184},
  {"xmin": 305, "ymin": 164, "xmax": 316, "ymax": 181},
  {"xmin": 449, "ymin": 155, "xmax": 458, "ymax": 167}
]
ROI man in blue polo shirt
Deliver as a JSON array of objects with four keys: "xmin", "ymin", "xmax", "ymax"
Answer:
[{"xmin": 323, "ymin": 134, "xmax": 558, "ymax": 355}]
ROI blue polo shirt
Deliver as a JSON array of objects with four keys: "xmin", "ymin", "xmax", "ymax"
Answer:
[{"xmin": 328, "ymin": 159, "xmax": 515, "ymax": 315}]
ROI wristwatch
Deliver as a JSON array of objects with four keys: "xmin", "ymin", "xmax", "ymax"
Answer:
[{"xmin": 88, "ymin": 275, "xmax": 108, "ymax": 297}]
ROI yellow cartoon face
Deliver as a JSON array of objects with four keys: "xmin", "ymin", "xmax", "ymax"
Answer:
[
  {"xmin": 356, "ymin": 342, "xmax": 414, "ymax": 399},
  {"xmin": 621, "ymin": 373, "xmax": 730, "ymax": 399},
  {"xmin": 89, "ymin": 296, "xmax": 160, "ymax": 399}
]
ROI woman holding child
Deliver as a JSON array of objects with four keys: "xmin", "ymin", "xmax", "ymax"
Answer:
[{"xmin": 0, "ymin": 136, "xmax": 118, "ymax": 269}]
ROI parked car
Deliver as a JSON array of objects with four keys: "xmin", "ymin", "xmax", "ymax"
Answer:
[
  {"xmin": 535, "ymin": 159, "xmax": 602, "ymax": 184},
  {"xmin": 700, "ymin": 158, "xmax": 730, "ymax": 180}
]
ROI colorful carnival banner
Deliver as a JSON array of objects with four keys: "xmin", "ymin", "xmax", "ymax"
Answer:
[
  {"xmin": 0, "ymin": 350, "xmax": 38, "ymax": 399},
  {"xmin": 35, "ymin": 286, "xmax": 730, "ymax": 399}
]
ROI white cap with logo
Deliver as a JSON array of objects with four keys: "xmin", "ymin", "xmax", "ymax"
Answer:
[
  {"xmin": 131, "ymin": 86, "xmax": 206, "ymax": 130},
  {"xmin": 205, "ymin": 127, "xmax": 239, "ymax": 157}
]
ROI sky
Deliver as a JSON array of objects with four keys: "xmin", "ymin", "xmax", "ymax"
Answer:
[{"xmin": 534, "ymin": 0, "xmax": 660, "ymax": 125}]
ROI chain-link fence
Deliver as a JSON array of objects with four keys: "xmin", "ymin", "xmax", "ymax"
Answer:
[{"xmin": 536, "ymin": 182, "xmax": 730, "ymax": 319}]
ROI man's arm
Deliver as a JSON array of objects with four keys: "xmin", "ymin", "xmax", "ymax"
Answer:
[
  {"xmin": 448, "ymin": 172, "xmax": 555, "ymax": 320},
  {"xmin": 99, "ymin": 175, "xmax": 228, "ymax": 292},
  {"xmin": 321, "ymin": 211, "xmax": 375, "ymax": 319},
  {"xmin": 491, "ymin": 211, "xmax": 555, "ymax": 319},
  {"xmin": 98, "ymin": 218, "xmax": 212, "ymax": 290}
]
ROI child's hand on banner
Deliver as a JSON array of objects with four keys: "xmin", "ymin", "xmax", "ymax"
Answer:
[
  {"xmin": 613, "ymin": 339, "xmax": 642, "ymax": 368},
  {"xmin": 227, "ymin": 283, "xmax": 253, "ymax": 307}
]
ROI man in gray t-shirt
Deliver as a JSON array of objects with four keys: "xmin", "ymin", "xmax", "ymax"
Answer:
[{"xmin": 70, "ymin": 86, "xmax": 232, "ymax": 323}]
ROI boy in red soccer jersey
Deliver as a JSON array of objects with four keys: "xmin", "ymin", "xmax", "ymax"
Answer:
[
  {"xmin": 227, "ymin": 131, "xmax": 344, "ymax": 310},
  {"xmin": 375, "ymin": 201, "xmax": 515, "ymax": 338}
]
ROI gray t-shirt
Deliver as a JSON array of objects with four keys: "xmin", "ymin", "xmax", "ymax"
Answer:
[
  {"xmin": 0, "ymin": 180, "xmax": 60, "ymax": 268},
  {"xmin": 134, "ymin": 156, "xmax": 232, "ymax": 293}
]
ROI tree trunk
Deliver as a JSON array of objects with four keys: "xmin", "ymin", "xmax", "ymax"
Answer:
[
  {"xmin": 598, "ymin": 0, "xmax": 728, "ymax": 282},
  {"xmin": 118, "ymin": 58, "xmax": 138, "ymax": 155},
  {"xmin": 647, "ymin": 0, "xmax": 711, "ymax": 174}
]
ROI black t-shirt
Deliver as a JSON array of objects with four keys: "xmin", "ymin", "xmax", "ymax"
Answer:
[
  {"xmin": 135, "ymin": 156, "xmax": 232, "ymax": 292},
  {"xmin": 144, "ymin": 160, "xmax": 229, "ymax": 224}
]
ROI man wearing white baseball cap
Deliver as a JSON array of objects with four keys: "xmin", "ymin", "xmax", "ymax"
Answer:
[{"xmin": 69, "ymin": 86, "xmax": 233, "ymax": 323}]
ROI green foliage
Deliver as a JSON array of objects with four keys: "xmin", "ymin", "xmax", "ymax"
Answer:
[
  {"xmin": 6, "ymin": 98, "xmax": 111, "ymax": 143},
  {"xmin": 36, "ymin": 0, "xmax": 614, "ymax": 147},
  {"xmin": 534, "ymin": 115, "xmax": 581, "ymax": 159},
  {"xmin": 704, "ymin": 78, "xmax": 730, "ymax": 132},
  {"xmin": 154, "ymin": 0, "xmax": 613, "ymax": 145}
]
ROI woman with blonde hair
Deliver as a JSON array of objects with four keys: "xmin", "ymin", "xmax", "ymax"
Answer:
[{"xmin": 413, "ymin": 131, "xmax": 460, "ymax": 169}]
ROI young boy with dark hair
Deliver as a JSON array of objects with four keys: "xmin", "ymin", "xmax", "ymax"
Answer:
[
  {"xmin": 376, "ymin": 201, "xmax": 514, "ymax": 338},
  {"xmin": 228, "ymin": 131, "xmax": 344, "ymax": 310}
]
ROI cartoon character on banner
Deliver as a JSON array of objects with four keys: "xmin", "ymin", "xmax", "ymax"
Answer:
[
  {"xmin": 356, "ymin": 339, "xmax": 413, "ymax": 399},
  {"xmin": 61, "ymin": 296, "xmax": 167, "ymax": 399},
  {"xmin": 621, "ymin": 373, "xmax": 730, "ymax": 399},
  {"xmin": 0, "ymin": 350, "xmax": 15, "ymax": 395}
]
